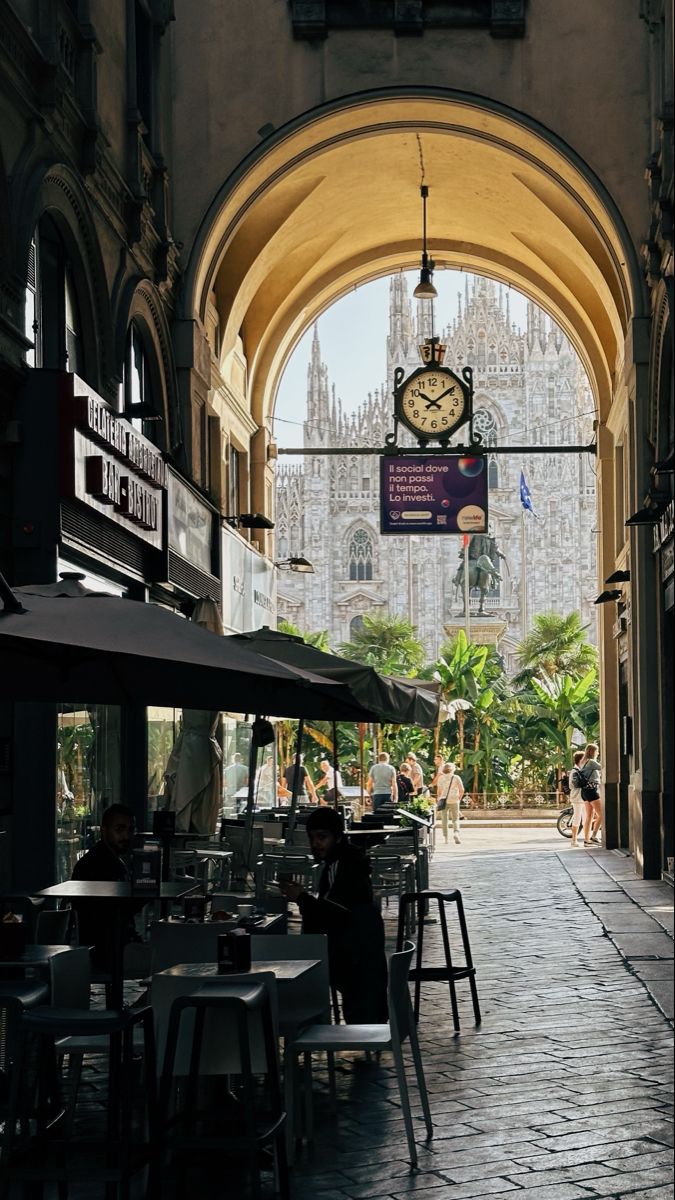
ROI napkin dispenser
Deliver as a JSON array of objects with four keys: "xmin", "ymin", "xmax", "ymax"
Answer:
[{"xmin": 217, "ymin": 928, "xmax": 251, "ymax": 973}]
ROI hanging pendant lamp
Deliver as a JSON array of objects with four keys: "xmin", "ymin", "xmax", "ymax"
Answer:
[{"xmin": 413, "ymin": 184, "xmax": 438, "ymax": 300}]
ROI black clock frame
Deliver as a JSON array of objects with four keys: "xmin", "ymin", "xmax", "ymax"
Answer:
[{"xmin": 389, "ymin": 363, "xmax": 479, "ymax": 450}]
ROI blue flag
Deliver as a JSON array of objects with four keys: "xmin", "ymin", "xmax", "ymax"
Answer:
[{"xmin": 520, "ymin": 470, "xmax": 537, "ymax": 516}]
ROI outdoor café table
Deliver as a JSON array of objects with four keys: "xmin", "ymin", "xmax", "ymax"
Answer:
[
  {"xmin": 151, "ymin": 958, "xmax": 321, "ymax": 1072},
  {"xmin": 37, "ymin": 881, "xmax": 200, "ymax": 1009},
  {"xmin": 0, "ymin": 943, "xmax": 73, "ymax": 978}
]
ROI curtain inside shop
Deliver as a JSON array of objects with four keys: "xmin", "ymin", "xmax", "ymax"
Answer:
[{"xmin": 56, "ymin": 704, "xmax": 122, "ymax": 882}]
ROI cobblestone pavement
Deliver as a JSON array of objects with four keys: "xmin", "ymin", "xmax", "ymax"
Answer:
[
  {"xmin": 28, "ymin": 835, "xmax": 674, "ymax": 1199},
  {"xmin": 290, "ymin": 840, "xmax": 674, "ymax": 1200}
]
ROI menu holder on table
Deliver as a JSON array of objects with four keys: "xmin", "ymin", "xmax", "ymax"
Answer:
[
  {"xmin": 0, "ymin": 919, "xmax": 28, "ymax": 961},
  {"xmin": 183, "ymin": 896, "xmax": 206, "ymax": 922},
  {"xmin": 131, "ymin": 841, "xmax": 162, "ymax": 893}
]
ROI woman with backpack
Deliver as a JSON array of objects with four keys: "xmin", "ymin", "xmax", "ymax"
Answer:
[
  {"xmin": 580, "ymin": 743, "xmax": 603, "ymax": 846},
  {"xmin": 568, "ymin": 749, "xmax": 586, "ymax": 847}
]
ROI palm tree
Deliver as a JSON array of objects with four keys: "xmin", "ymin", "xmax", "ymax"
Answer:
[
  {"xmin": 514, "ymin": 612, "xmax": 597, "ymax": 685},
  {"xmin": 278, "ymin": 618, "xmax": 330, "ymax": 651},
  {"xmin": 528, "ymin": 667, "xmax": 599, "ymax": 789},
  {"xmin": 339, "ymin": 612, "xmax": 426, "ymax": 677}
]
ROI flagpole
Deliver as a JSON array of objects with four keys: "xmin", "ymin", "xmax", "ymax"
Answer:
[{"xmin": 521, "ymin": 507, "xmax": 528, "ymax": 636}]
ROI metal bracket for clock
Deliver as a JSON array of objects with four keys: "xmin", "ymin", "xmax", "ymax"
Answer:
[{"xmin": 385, "ymin": 363, "xmax": 482, "ymax": 454}]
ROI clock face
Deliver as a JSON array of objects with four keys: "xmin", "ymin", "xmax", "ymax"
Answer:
[{"xmin": 398, "ymin": 368, "xmax": 467, "ymax": 439}]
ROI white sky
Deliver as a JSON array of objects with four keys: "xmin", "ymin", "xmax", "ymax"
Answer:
[{"xmin": 273, "ymin": 270, "xmax": 530, "ymax": 439}]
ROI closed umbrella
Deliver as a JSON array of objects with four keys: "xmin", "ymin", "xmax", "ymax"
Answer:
[{"xmin": 161, "ymin": 599, "xmax": 224, "ymax": 834}]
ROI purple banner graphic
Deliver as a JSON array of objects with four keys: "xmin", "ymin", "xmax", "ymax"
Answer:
[{"xmin": 380, "ymin": 455, "xmax": 488, "ymax": 535}]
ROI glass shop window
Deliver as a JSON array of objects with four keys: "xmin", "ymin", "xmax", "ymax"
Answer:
[{"xmin": 56, "ymin": 704, "xmax": 122, "ymax": 882}]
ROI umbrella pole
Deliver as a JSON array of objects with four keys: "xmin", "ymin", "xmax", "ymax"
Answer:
[
  {"xmin": 358, "ymin": 723, "xmax": 365, "ymax": 817},
  {"xmin": 242, "ymin": 720, "xmax": 259, "ymax": 886},
  {"xmin": 332, "ymin": 721, "xmax": 339, "ymax": 812},
  {"xmin": 285, "ymin": 718, "xmax": 304, "ymax": 846}
]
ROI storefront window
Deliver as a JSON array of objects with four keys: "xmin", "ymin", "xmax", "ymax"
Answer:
[
  {"xmin": 147, "ymin": 707, "xmax": 182, "ymax": 817},
  {"xmin": 56, "ymin": 704, "xmax": 122, "ymax": 882}
]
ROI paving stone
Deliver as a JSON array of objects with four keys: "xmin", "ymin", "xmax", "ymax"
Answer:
[
  {"xmin": 584, "ymin": 1165, "xmax": 674, "ymax": 1194},
  {"xmin": 606, "ymin": 931, "xmax": 673, "ymax": 958}
]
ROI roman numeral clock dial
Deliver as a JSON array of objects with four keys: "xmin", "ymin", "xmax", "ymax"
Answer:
[{"xmin": 394, "ymin": 365, "xmax": 471, "ymax": 444}]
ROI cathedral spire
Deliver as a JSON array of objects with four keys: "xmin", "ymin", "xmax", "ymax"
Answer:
[{"xmin": 305, "ymin": 323, "xmax": 331, "ymax": 444}]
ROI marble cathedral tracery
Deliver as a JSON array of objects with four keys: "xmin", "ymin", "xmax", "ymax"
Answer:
[{"xmin": 275, "ymin": 275, "xmax": 597, "ymax": 672}]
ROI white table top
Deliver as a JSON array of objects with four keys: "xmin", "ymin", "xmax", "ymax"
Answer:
[{"xmin": 155, "ymin": 958, "xmax": 320, "ymax": 983}]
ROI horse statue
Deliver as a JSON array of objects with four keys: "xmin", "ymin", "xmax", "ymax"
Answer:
[{"xmin": 452, "ymin": 554, "xmax": 503, "ymax": 614}]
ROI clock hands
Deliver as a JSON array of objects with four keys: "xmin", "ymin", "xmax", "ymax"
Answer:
[{"xmin": 435, "ymin": 385, "xmax": 460, "ymax": 403}]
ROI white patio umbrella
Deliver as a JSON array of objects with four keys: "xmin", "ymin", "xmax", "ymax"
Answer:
[{"xmin": 161, "ymin": 599, "xmax": 224, "ymax": 834}]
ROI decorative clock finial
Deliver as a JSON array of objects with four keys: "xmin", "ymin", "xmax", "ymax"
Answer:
[{"xmin": 418, "ymin": 336, "xmax": 447, "ymax": 366}]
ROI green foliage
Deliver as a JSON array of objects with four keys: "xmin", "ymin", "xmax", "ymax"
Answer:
[
  {"xmin": 339, "ymin": 612, "xmax": 425, "ymax": 677},
  {"xmin": 277, "ymin": 618, "xmax": 331, "ymax": 651},
  {"xmin": 397, "ymin": 792, "xmax": 434, "ymax": 826},
  {"xmin": 514, "ymin": 612, "xmax": 597, "ymax": 685}
]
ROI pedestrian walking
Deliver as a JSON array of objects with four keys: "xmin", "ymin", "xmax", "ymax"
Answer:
[
  {"xmin": 396, "ymin": 762, "xmax": 415, "ymax": 804},
  {"xmin": 436, "ymin": 762, "xmax": 464, "ymax": 844},
  {"xmin": 366, "ymin": 751, "xmax": 398, "ymax": 812}
]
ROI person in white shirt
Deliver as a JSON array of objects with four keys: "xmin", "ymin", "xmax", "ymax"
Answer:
[
  {"xmin": 316, "ymin": 758, "xmax": 343, "ymax": 804},
  {"xmin": 568, "ymin": 749, "xmax": 585, "ymax": 848},
  {"xmin": 406, "ymin": 752, "xmax": 424, "ymax": 795},
  {"xmin": 367, "ymin": 752, "xmax": 398, "ymax": 812},
  {"xmin": 436, "ymin": 762, "xmax": 464, "ymax": 844}
]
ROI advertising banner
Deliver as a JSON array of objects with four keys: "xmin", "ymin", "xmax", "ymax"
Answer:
[{"xmin": 380, "ymin": 455, "xmax": 488, "ymax": 535}]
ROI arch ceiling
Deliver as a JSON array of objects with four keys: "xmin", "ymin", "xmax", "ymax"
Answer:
[{"xmin": 190, "ymin": 94, "xmax": 638, "ymax": 428}]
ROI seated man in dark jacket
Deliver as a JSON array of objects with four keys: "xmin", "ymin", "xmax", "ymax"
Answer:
[
  {"xmin": 71, "ymin": 803, "xmax": 136, "ymax": 969},
  {"xmin": 278, "ymin": 807, "xmax": 388, "ymax": 1023}
]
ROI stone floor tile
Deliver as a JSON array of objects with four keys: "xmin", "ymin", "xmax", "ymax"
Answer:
[
  {"xmin": 584, "ymin": 1165, "xmax": 674, "ymax": 1194},
  {"xmin": 390, "ymin": 1178, "xmax": 521, "ymax": 1200}
]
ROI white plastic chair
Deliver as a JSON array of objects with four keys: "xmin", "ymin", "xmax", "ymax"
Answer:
[{"xmin": 284, "ymin": 940, "xmax": 433, "ymax": 1166}]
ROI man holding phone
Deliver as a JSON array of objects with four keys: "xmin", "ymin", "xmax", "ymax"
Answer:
[{"xmin": 277, "ymin": 808, "xmax": 387, "ymax": 1022}]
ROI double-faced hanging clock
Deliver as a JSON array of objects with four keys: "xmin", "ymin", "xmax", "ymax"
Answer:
[{"xmin": 392, "ymin": 340, "xmax": 474, "ymax": 447}]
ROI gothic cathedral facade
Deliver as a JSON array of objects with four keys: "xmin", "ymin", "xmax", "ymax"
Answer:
[{"xmin": 276, "ymin": 275, "xmax": 597, "ymax": 672}]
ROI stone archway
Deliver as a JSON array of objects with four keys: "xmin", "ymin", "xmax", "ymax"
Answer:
[{"xmin": 184, "ymin": 91, "xmax": 644, "ymax": 435}]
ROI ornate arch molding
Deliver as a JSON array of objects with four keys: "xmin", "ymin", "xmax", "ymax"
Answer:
[
  {"xmin": 648, "ymin": 282, "xmax": 673, "ymax": 453},
  {"xmin": 183, "ymin": 87, "xmax": 646, "ymax": 440},
  {"xmin": 118, "ymin": 277, "xmax": 180, "ymax": 451},
  {"xmin": 17, "ymin": 162, "xmax": 113, "ymax": 398}
]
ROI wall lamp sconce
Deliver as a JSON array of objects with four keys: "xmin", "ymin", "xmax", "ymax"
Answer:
[
  {"xmin": 274, "ymin": 556, "xmax": 314, "ymax": 574},
  {"xmin": 224, "ymin": 513, "xmax": 275, "ymax": 530},
  {"xmin": 605, "ymin": 569, "xmax": 630, "ymax": 584},
  {"xmin": 625, "ymin": 494, "xmax": 668, "ymax": 526},
  {"xmin": 125, "ymin": 403, "xmax": 163, "ymax": 422},
  {"xmin": 594, "ymin": 589, "xmax": 622, "ymax": 605}
]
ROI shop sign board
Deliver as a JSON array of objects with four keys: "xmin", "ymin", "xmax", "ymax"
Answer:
[
  {"xmin": 221, "ymin": 524, "xmax": 276, "ymax": 633},
  {"xmin": 60, "ymin": 377, "xmax": 165, "ymax": 550},
  {"xmin": 167, "ymin": 471, "xmax": 214, "ymax": 575},
  {"xmin": 380, "ymin": 454, "xmax": 488, "ymax": 534}
]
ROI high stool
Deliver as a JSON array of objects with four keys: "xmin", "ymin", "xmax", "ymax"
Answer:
[
  {"xmin": 0, "ymin": 1004, "xmax": 158, "ymax": 1199},
  {"xmin": 396, "ymin": 890, "xmax": 481, "ymax": 1030},
  {"xmin": 159, "ymin": 981, "xmax": 289, "ymax": 1199}
]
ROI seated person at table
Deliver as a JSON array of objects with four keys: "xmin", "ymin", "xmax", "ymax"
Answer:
[
  {"xmin": 71, "ymin": 803, "xmax": 139, "ymax": 969},
  {"xmin": 278, "ymin": 807, "xmax": 387, "ymax": 1023}
]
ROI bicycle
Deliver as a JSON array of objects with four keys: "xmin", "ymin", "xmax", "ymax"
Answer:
[{"xmin": 556, "ymin": 805, "xmax": 575, "ymax": 839}]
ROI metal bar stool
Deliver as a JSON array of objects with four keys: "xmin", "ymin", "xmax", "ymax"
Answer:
[
  {"xmin": 0, "ymin": 1004, "xmax": 158, "ymax": 1199},
  {"xmin": 396, "ymin": 890, "xmax": 481, "ymax": 1030},
  {"xmin": 158, "ymin": 980, "xmax": 289, "ymax": 1199}
]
